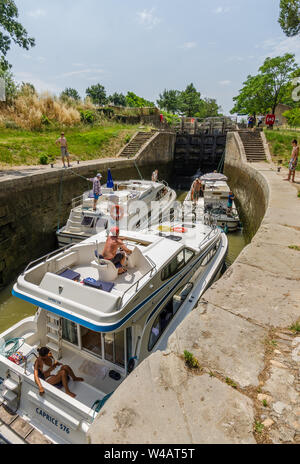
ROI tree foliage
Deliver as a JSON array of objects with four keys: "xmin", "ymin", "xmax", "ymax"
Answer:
[
  {"xmin": 0, "ymin": 65, "xmax": 17, "ymax": 101},
  {"xmin": 278, "ymin": 0, "xmax": 300, "ymax": 37},
  {"xmin": 60, "ymin": 87, "xmax": 81, "ymax": 101},
  {"xmin": 86, "ymin": 83, "xmax": 107, "ymax": 105},
  {"xmin": 157, "ymin": 84, "xmax": 221, "ymax": 117},
  {"xmin": 196, "ymin": 98, "xmax": 222, "ymax": 118},
  {"xmin": 125, "ymin": 91, "xmax": 154, "ymax": 107},
  {"xmin": 157, "ymin": 89, "xmax": 181, "ymax": 113},
  {"xmin": 108, "ymin": 92, "xmax": 127, "ymax": 106},
  {"xmin": 0, "ymin": 0, "xmax": 35, "ymax": 70},
  {"xmin": 178, "ymin": 83, "xmax": 202, "ymax": 117},
  {"xmin": 231, "ymin": 53, "xmax": 298, "ymax": 115}
]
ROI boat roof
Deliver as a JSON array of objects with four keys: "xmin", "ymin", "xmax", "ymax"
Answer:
[{"xmin": 13, "ymin": 223, "xmax": 220, "ymax": 332}]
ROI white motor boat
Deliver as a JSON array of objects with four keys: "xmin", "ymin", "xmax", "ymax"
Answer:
[
  {"xmin": 185, "ymin": 173, "xmax": 240, "ymax": 232},
  {"xmin": 0, "ymin": 220, "xmax": 227, "ymax": 444},
  {"xmin": 57, "ymin": 179, "xmax": 177, "ymax": 247}
]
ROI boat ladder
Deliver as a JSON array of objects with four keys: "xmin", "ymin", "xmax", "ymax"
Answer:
[{"xmin": 0, "ymin": 369, "xmax": 22, "ymax": 414}]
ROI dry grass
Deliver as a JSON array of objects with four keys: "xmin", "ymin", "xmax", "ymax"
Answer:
[{"xmin": 0, "ymin": 92, "xmax": 82, "ymax": 130}]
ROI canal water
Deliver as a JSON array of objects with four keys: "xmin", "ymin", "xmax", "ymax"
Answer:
[{"xmin": 0, "ymin": 189, "xmax": 249, "ymax": 334}]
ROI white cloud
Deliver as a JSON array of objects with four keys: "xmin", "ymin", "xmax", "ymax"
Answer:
[
  {"xmin": 22, "ymin": 54, "xmax": 46, "ymax": 64},
  {"xmin": 219, "ymin": 80, "xmax": 231, "ymax": 86},
  {"xmin": 15, "ymin": 72, "xmax": 60, "ymax": 94},
  {"xmin": 260, "ymin": 36, "xmax": 300, "ymax": 61},
  {"xmin": 28, "ymin": 9, "xmax": 46, "ymax": 19},
  {"xmin": 181, "ymin": 42, "xmax": 197, "ymax": 49},
  {"xmin": 212, "ymin": 6, "xmax": 230, "ymax": 14},
  {"xmin": 137, "ymin": 8, "xmax": 161, "ymax": 29},
  {"xmin": 58, "ymin": 68, "xmax": 104, "ymax": 78}
]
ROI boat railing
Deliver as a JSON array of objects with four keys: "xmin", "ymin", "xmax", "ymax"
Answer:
[
  {"xmin": 24, "ymin": 351, "xmax": 38, "ymax": 375},
  {"xmin": 22, "ymin": 243, "xmax": 75, "ymax": 274},
  {"xmin": 118, "ymin": 256, "xmax": 157, "ymax": 309},
  {"xmin": 72, "ymin": 194, "xmax": 84, "ymax": 209},
  {"xmin": 198, "ymin": 225, "xmax": 218, "ymax": 249}
]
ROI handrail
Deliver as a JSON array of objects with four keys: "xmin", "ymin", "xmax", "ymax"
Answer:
[
  {"xmin": 118, "ymin": 256, "xmax": 157, "ymax": 309},
  {"xmin": 198, "ymin": 225, "xmax": 218, "ymax": 249},
  {"xmin": 22, "ymin": 243, "xmax": 74, "ymax": 274},
  {"xmin": 72, "ymin": 194, "xmax": 84, "ymax": 209},
  {"xmin": 24, "ymin": 352, "xmax": 38, "ymax": 375}
]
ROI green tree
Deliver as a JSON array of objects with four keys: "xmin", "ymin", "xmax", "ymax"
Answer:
[
  {"xmin": 108, "ymin": 92, "xmax": 127, "ymax": 106},
  {"xmin": 231, "ymin": 54, "xmax": 298, "ymax": 115},
  {"xmin": 86, "ymin": 83, "xmax": 107, "ymax": 105},
  {"xmin": 279, "ymin": 0, "xmax": 300, "ymax": 37},
  {"xmin": 60, "ymin": 87, "xmax": 81, "ymax": 101},
  {"xmin": 196, "ymin": 98, "xmax": 222, "ymax": 118},
  {"xmin": 178, "ymin": 83, "xmax": 202, "ymax": 117},
  {"xmin": 126, "ymin": 91, "xmax": 154, "ymax": 107},
  {"xmin": 157, "ymin": 89, "xmax": 181, "ymax": 114},
  {"xmin": 0, "ymin": 0, "xmax": 35, "ymax": 70}
]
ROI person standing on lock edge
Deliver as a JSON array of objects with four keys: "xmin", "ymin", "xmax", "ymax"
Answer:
[{"xmin": 56, "ymin": 132, "xmax": 70, "ymax": 168}]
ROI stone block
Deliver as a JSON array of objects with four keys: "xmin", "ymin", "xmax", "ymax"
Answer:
[
  {"xmin": 168, "ymin": 303, "xmax": 266, "ymax": 388},
  {"xmin": 202, "ymin": 262, "xmax": 300, "ymax": 328},
  {"xmin": 88, "ymin": 352, "xmax": 256, "ymax": 444}
]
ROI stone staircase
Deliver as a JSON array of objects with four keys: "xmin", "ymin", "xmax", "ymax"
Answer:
[
  {"xmin": 238, "ymin": 130, "xmax": 266, "ymax": 162},
  {"xmin": 118, "ymin": 131, "xmax": 156, "ymax": 158}
]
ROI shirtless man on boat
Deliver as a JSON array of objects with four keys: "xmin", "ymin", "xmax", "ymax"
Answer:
[
  {"xmin": 102, "ymin": 227, "xmax": 132, "ymax": 274},
  {"xmin": 191, "ymin": 178, "xmax": 203, "ymax": 204},
  {"xmin": 34, "ymin": 347, "xmax": 83, "ymax": 398}
]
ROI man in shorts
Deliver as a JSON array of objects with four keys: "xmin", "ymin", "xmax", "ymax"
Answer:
[
  {"xmin": 56, "ymin": 132, "xmax": 70, "ymax": 168},
  {"xmin": 87, "ymin": 173, "xmax": 102, "ymax": 211},
  {"xmin": 101, "ymin": 227, "xmax": 132, "ymax": 274},
  {"xmin": 283, "ymin": 139, "xmax": 299, "ymax": 183},
  {"xmin": 227, "ymin": 191, "xmax": 235, "ymax": 215},
  {"xmin": 191, "ymin": 178, "xmax": 202, "ymax": 204}
]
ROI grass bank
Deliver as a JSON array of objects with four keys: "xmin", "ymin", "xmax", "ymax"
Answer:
[
  {"xmin": 264, "ymin": 128, "xmax": 300, "ymax": 171},
  {"xmin": 0, "ymin": 123, "xmax": 147, "ymax": 167}
]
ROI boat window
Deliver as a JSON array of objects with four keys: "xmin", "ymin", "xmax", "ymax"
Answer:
[
  {"xmin": 201, "ymin": 241, "xmax": 220, "ymax": 267},
  {"xmin": 161, "ymin": 249, "xmax": 195, "ymax": 281},
  {"xmin": 62, "ymin": 319, "xmax": 78, "ymax": 346},
  {"xmin": 148, "ymin": 282, "xmax": 193, "ymax": 351},
  {"xmin": 81, "ymin": 328, "xmax": 102, "ymax": 357},
  {"xmin": 104, "ymin": 332, "xmax": 125, "ymax": 368}
]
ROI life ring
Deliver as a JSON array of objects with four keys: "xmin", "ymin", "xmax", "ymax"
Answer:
[
  {"xmin": 110, "ymin": 204, "xmax": 124, "ymax": 221},
  {"xmin": 171, "ymin": 226, "xmax": 187, "ymax": 233}
]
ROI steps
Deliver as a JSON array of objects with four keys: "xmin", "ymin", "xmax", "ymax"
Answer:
[
  {"xmin": 119, "ymin": 131, "xmax": 156, "ymax": 158},
  {"xmin": 238, "ymin": 130, "xmax": 267, "ymax": 162},
  {"xmin": 45, "ymin": 313, "xmax": 62, "ymax": 359}
]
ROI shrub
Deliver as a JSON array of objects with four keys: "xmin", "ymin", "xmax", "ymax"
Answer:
[
  {"xmin": 283, "ymin": 107, "xmax": 300, "ymax": 127},
  {"xmin": 39, "ymin": 154, "xmax": 48, "ymax": 165},
  {"xmin": 125, "ymin": 134, "xmax": 131, "ymax": 144},
  {"xmin": 80, "ymin": 109, "xmax": 96, "ymax": 124}
]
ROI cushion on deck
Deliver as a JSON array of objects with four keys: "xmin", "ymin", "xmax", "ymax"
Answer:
[
  {"xmin": 83, "ymin": 277, "xmax": 114, "ymax": 293},
  {"xmin": 58, "ymin": 268, "xmax": 81, "ymax": 281}
]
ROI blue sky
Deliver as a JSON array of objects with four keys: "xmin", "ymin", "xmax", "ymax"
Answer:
[{"xmin": 7, "ymin": 0, "xmax": 300, "ymax": 114}]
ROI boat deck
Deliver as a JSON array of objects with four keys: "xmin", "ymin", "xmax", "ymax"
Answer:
[
  {"xmin": 72, "ymin": 264, "xmax": 145, "ymax": 295},
  {"xmin": 25, "ymin": 344, "xmax": 124, "ymax": 405}
]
